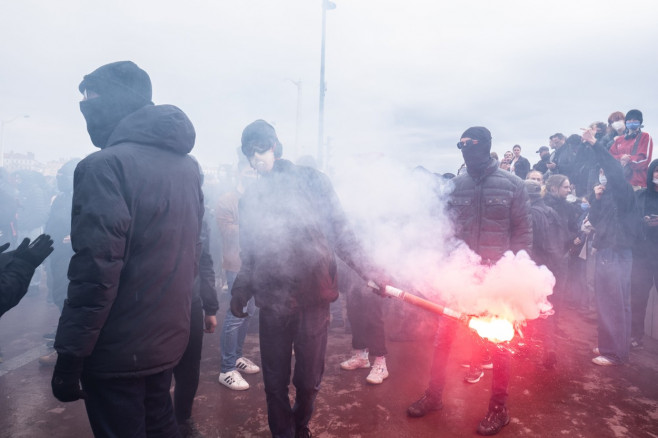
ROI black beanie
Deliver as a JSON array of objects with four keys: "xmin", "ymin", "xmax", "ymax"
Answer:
[
  {"xmin": 78, "ymin": 61, "xmax": 152, "ymax": 105},
  {"xmin": 625, "ymin": 109, "xmax": 643, "ymax": 123},
  {"xmin": 241, "ymin": 119, "xmax": 283, "ymax": 158},
  {"xmin": 460, "ymin": 126, "xmax": 492, "ymax": 152}
]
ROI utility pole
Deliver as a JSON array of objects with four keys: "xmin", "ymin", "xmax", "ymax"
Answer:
[{"xmin": 318, "ymin": 0, "xmax": 335, "ymax": 170}]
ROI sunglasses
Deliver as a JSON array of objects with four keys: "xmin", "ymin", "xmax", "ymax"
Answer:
[{"xmin": 457, "ymin": 139, "xmax": 478, "ymax": 149}]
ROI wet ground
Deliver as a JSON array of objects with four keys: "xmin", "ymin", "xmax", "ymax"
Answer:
[{"xmin": 1, "ymin": 285, "xmax": 657, "ymax": 438}]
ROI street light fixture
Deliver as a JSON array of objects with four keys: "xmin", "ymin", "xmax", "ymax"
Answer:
[
  {"xmin": 318, "ymin": 0, "xmax": 336, "ymax": 170},
  {"xmin": 0, "ymin": 115, "xmax": 30, "ymax": 168}
]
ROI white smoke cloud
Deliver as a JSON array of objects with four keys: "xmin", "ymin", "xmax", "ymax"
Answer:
[{"xmin": 332, "ymin": 153, "xmax": 554, "ymax": 324}]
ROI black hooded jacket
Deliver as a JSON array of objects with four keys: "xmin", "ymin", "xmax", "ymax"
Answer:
[
  {"xmin": 55, "ymin": 104, "xmax": 204, "ymax": 378},
  {"xmin": 587, "ymin": 143, "xmax": 640, "ymax": 251},
  {"xmin": 232, "ymin": 159, "xmax": 374, "ymax": 315}
]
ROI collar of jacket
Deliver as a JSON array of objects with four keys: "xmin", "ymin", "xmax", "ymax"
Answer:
[{"xmin": 467, "ymin": 158, "xmax": 497, "ymax": 182}]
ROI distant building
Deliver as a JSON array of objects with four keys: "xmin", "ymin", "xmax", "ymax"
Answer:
[{"xmin": 3, "ymin": 151, "xmax": 43, "ymax": 173}]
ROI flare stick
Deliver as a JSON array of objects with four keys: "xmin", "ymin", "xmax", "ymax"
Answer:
[{"xmin": 367, "ymin": 281, "xmax": 471, "ymax": 325}]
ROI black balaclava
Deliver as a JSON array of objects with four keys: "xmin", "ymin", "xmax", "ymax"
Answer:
[
  {"xmin": 460, "ymin": 126, "xmax": 492, "ymax": 176},
  {"xmin": 78, "ymin": 61, "xmax": 153, "ymax": 148}
]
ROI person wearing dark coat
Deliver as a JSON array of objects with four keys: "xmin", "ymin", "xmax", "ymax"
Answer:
[
  {"xmin": 510, "ymin": 144, "xmax": 531, "ymax": 180},
  {"xmin": 582, "ymin": 128, "xmax": 640, "ymax": 366},
  {"xmin": 532, "ymin": 146, "xmax": 551, "ymax": 175},
  {"xmin": 231, "ymin": 120, "xmax": 385, "ymax": 438},
  {"xmin": 523, "ymin": 179, "xmax": 564, "ymax": 368},
  {"xmin": 406, "ymin": 127, "xmax": 532, "ymax": 436},
  {"xmin": 629, "ymin": 159, "xmax": 658, "ymax": 348},
  {"xmin": 173, "ymin": 216, "xmax": 219, "ymax": 437},
  {"xmin": 51, "ymin": 61, "xmax": 204, "ymax": 437},
  {"xmin": 0, "ymin": 235, "xmax": 54, "ymax": 318},
  {"xmin": 45, "ymin": 159, "xmax": 79, "ymax": 311}
]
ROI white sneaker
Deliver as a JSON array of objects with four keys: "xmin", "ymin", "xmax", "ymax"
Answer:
[
  {"xmin": 592, "ymin": 355, "xmax": 619, "ymax": 366},
  {"xmin": 340, "ymin": 350, "xmax": 370, "ymax": 370},
  {"xmin": 219, "ymin": 370, "xmax": 249, "ymax": 390},
  {"xmin": 236, "ymin": 357, "xmax": 260, "ymax": 374},
  {"xmin": 366, "ymin": 356, "xmax": 389, "ymax": 384}
]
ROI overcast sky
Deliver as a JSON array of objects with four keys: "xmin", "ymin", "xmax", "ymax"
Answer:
[{"xmin": 1, "ymin": 0, "xmax": 657, "ymax": 175}]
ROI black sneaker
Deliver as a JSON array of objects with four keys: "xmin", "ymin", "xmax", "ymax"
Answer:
[
  {"xmin": 296, "ymin": 426, "xmax": 312, "ymax": 438},
  {"xmin": 477, "ymin": 405, "xmax": 510, "ymax": 436},
  {"xmin": 179, "ymin": 419, "xmax": 204, "ymax": 438},
  {"xmin": 407, "ymin": 394, "xmax": 443, "ymax": 418}
]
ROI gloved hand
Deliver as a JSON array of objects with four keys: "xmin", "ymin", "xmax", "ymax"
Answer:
[
  {"xmin": 230, "ymin": 295, "xmax": 249, "ymax": 318},
  {"xmin": 0, "ymin": 242, "xmax": 10, "ymax": 253},
  {"xmin": 51, "ymin": 354, "xmax": 86, "ymax": 402},
  {"xmin": 368, "ymin": 273, "xmax": 395, "ymax": 298},
  {"xmin": 14, "ymin": 234, "xmax": 54, "ymax": 268}
]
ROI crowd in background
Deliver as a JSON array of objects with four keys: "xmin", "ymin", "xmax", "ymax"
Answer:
[{"xmin": 1, "ymin": 101, "xmax": 656, "ymax": 437}]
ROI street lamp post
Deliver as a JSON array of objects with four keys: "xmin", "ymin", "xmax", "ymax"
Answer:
[
  {"xmin": 0, "ymin": 115, "xmax": 29, "ymax": 168},
  {"xmin": 318, "ymin": 0, "xmax": 335, "ymax": 170}
]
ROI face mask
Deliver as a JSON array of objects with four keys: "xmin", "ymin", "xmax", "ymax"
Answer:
[
  {"xmin": 626, "ymin": 121, "xmax": 641, "ymax": 131},
  {"xmin": 541, "ymin": 154, "xmax": 550, "ymax": 162},
  {"xmin": 566, "ymin": 194, "xmax": 577, "ymax": 203},
  {"xmin": 581, "ymin": 202, "xmax": 589, "ymax": 212},
  {"xmin": 599, "ymin": 175, "xmax": 607, "ymax": 186},
  {"xmin": 611, "ymin": 120, "xmax": 625, "ymax": 131},
  {"xmin": 461, "ymin": 143, "xmax": 490, "ymax": 175},
  {"xmin": 79, "ymin": 93, "xmax": 148, "ymax": 148},
  {"xmin": 653, "ymin": 178, "xmax": 658, "ymax": 185}
]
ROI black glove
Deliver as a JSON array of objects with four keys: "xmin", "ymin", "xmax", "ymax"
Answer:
[
  {"xmin": 0, "ymin": 242, "xmax": 10, "ymax": 254},
  {"xmin": 230, "ymin": 295, "xmax": 248, "ymax": 318},
  {"xmin": 51, "ymin": 354, "xmax": 86, "ymax": 402},
  {"xmin": 368, "ymin": 273, "xmax": 395, "ymax": 298},
  {"xmin": 14, "ymin": 234, "xmax": 54, "ymax": 268}
]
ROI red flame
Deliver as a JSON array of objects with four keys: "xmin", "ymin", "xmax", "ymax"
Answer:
[{"xmin": 468, "ymin": 316, "xmax": 515, "ymax": 343}]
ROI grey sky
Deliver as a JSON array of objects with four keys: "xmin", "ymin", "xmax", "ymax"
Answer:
[{"xmin": 1, "ymin": 0, "xmax": 656, "ymax": 174}]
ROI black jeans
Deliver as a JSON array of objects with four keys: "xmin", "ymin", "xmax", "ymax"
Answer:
[
  {"xmin": 427, "ymin": 316, "xmax": 511, "ymax": 409},
  {"xmin": 630, "ymin": 255, "xmax": 657, "ymax": 341},
  {"xmin": 259, "ymin": 304, "xmax": 330, "ymax": 438},
  {"xmin": 345, "ymin": 275, "xmax": 387, "ymax": 357},
  {"xmin": 81, "ymin": 368, "xmax": 180, "ymax": 438},
  {"xmin": 173, "ymin": 300, "xmax": 204, "ymax": 423}
]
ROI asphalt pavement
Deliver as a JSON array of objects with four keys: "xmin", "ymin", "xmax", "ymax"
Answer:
[{"xmin": 1, "ymin": 285, "xmax": 657, "ymax": 438}]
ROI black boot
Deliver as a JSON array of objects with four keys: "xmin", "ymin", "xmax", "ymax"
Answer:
[
  {"xmin": 476, "ymin": 405, "xmax": 510, "ymax": 435},
  {"xmin": 407, "ymin": 393, "xmax": 443, "ymax": 418}
]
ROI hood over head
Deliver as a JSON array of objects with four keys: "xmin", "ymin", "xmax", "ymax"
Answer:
[
  {"xmin": 106, "ymin": 104, "xmax": 196, "ymax": 155},
  {"xmin": 79, "ymin": 61, "xmax": 154, "ymax": 148}
]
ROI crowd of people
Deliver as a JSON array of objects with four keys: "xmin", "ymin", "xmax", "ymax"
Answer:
[{"xmin": 1, "ymin": 59, "xmax": 656, "ymax": 438}]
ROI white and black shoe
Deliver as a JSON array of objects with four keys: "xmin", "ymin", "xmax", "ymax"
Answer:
[
  {"xmin": 219, "ymin": 370, "xmax": 249, "ymax": 390},
  {"xmin": 236, "ymin": 357, "xmax": 260, "ymax": 374}
]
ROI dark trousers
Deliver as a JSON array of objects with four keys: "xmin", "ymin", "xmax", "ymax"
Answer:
[
  {"xmin": 81, "ymin": 369, "xmax": 180, "ymax": 438},
  {"xmin": 259, "ymin": 305, "xmax": 330, "ymax": 438},
  {"xmin": 345, "ymin": 281, "xmax": 387, "ymax": 357},
  {"xmin": 630, "ymin": 254, "xmax": 657, "ymax": 341},
  {"xmin": 427, "ymin": 317, "xmax": 511, "ymax": 409},
  {"xmin": 173, "ymin": 300, "xmax": 204, "ymax": 423},
  {"xmin": 594, "ymin": 248, "xmax": 632, "ymax": 362}
]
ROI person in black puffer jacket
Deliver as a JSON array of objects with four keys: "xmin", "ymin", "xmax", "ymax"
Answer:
[
  {"xmin": 51, "ymin": 61, "xmax": 204, "ymax": 438},
  {"xmin": 407, "ymin": 127, "xmax": 532, "ymax": 437}
]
